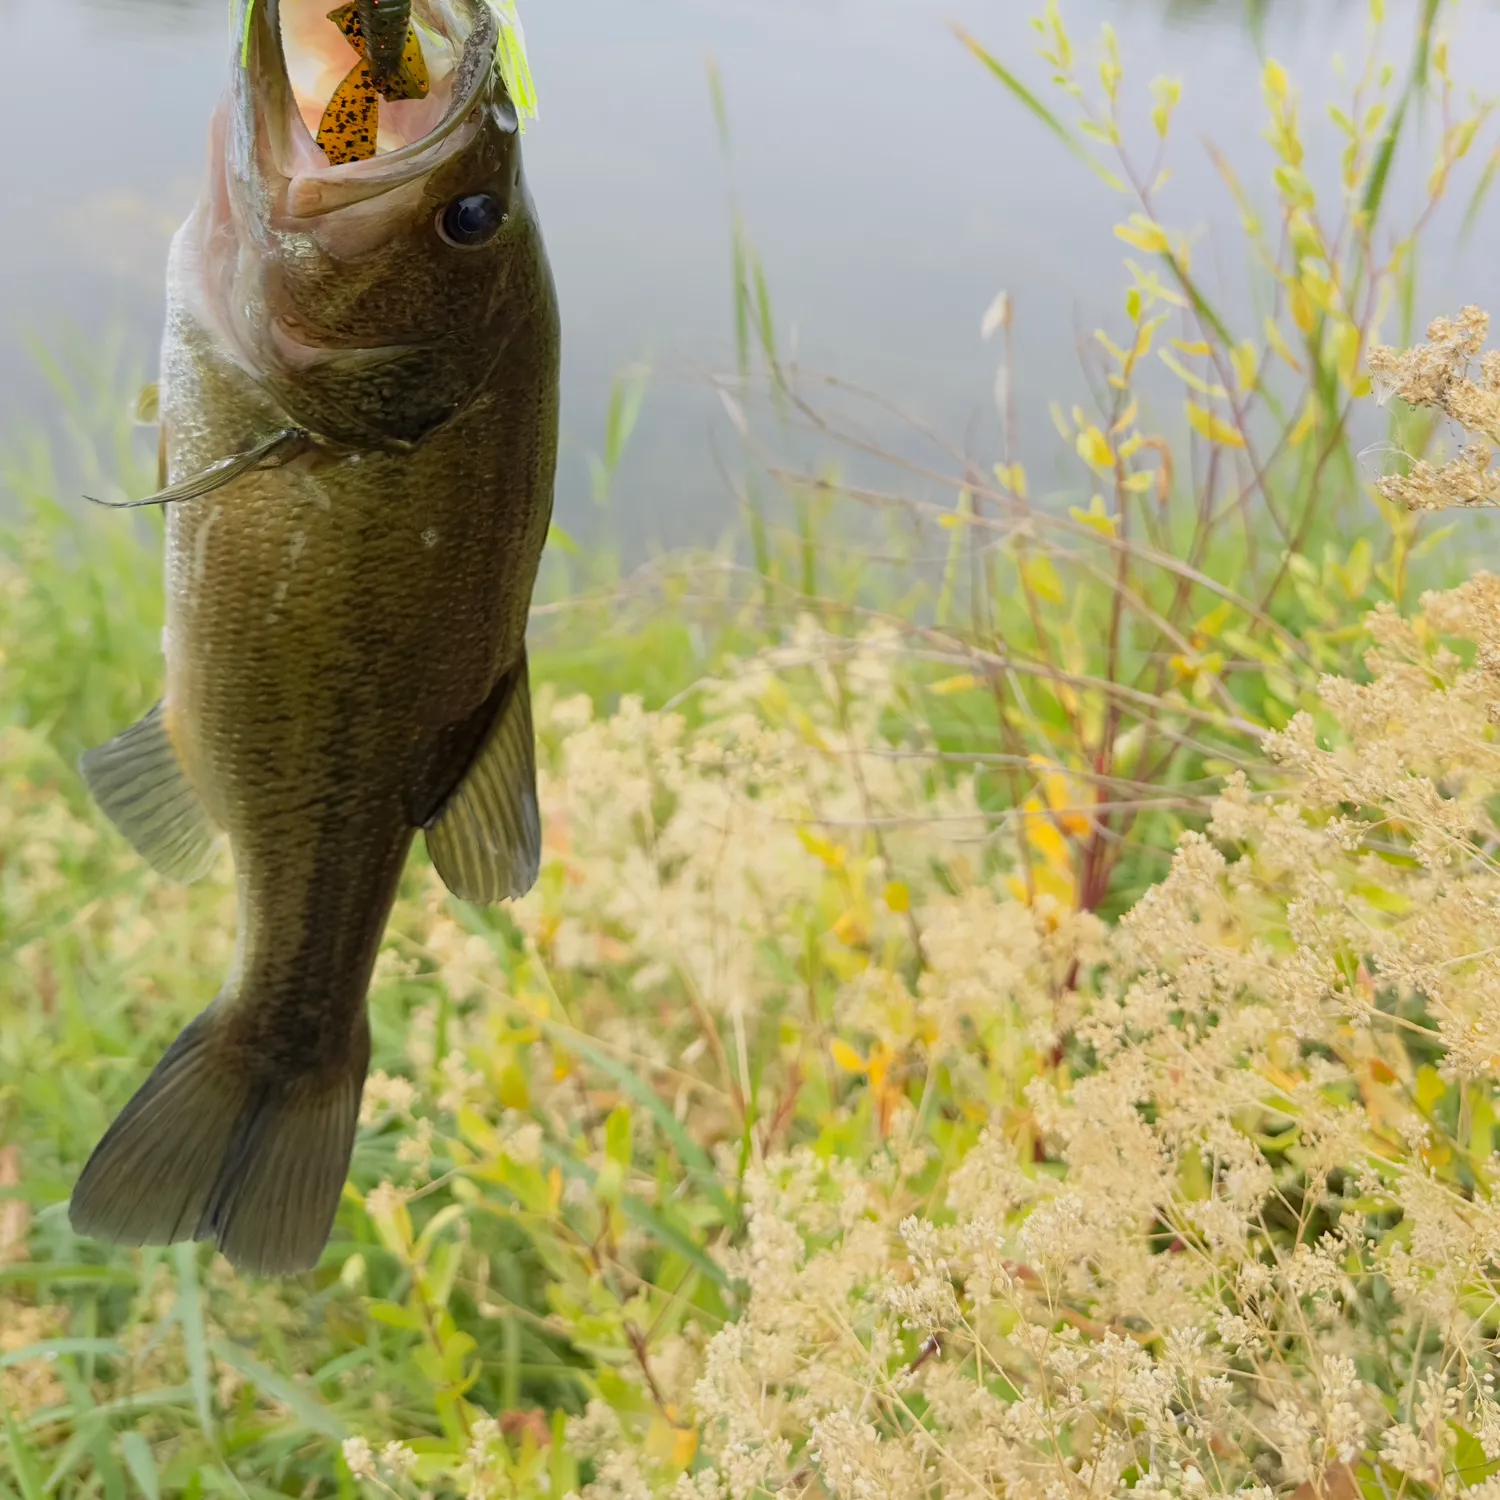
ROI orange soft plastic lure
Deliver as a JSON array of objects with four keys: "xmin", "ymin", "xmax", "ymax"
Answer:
[{"xmin": 316, "ymin": 1, "xmax": 429, "ymax": 166}]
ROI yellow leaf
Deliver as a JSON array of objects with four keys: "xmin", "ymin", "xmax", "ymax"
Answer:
[
  {"xmin": 1128, "ymin": 312, "xmax": 1169, "ymax": 370},
  {"xmin": 1038, "ymin": 768, "xmax": 1092, "ymax": 836},
  {"xmin": 931, "ymin": 673, "xmax": 982, "ymax": 696},
  {"xmin": 1289, "ymin": 283, "xmax": 1317, "ymax": 333},
  {"xmin": 1030, "ymin": 863, "xmax": 1075, "ymax": 906},
  {"xmin": 884, "ymin": 881, "xmax": 911, "ymax": 914},
  {"xmin": 1331, "ymin": 318, "xmax": 1362, "ymax": 389},
  {"xmin": 1150, "ymin": 74, "xmax": 1181, "ymax": 137},
  {"xmin": 1288, "ymin": 395, "xmax": 1319, "ymax": 448},
  {"xmin": 1172, "ymin": 339, "xmax": 1212, "ymax": 356},
  {"xmin": 1020, "ymin": 553, "xmax": 1066, "ymax": 604},
  {"xmin": 1094, "ymin": 329, "xmax": 1128, "ymax": 366},
  {"xmin": 1231, "ymin": 339, "xmax": 1259, "ymax": 391},
  {"xmin": 1265, "ymin": 316, "xmax": 1303, "ymax": 372},
  {"xmin": 831, "ymin": 1039, "xmax": 866, "ymax": 1074},
  {"xmin": 1160, "ymin": 348, "xmax": 1228, "ymax": 398},
  {"xmin": 1263, "ymin": 58, "xmax": 1289, "ymax": 101},
  {"xmin": 497, "ymin": 1063, "xmax": 530, "ymax": 1112},
  {"xmin": 1185, "ymin": 401, "xmax": 1246, "ymax": 448},
  {"xmin": 1299, "ymin": 266, "xmax": 1336, "ymax": 315},
  {"xmin": 993, "ymin": 461, "xmax": 1029, "ymax": 499},
  {"xmin": 1068, "ymin": 496, "xmax": 1118, "ymax": 537},
  {"xmin": 1114, "ymin": 214, "xmax": 1171, "ymax": 254},
  {"xmin": 1415, "ymin": 1065, "xmax": 1447, "ymax": 1114},
  {"xmin": 1024, "ymin": 798, "xmax": 1072, "ymax": 872},
  {"xmin": 1110, "ymin": 399, "xmax": 1139, "ymax": 434},
  {"xmin": 831, "ymin": 909, "xmax": 867, "ymax": 947},
  {"xmin": 1196, "ymin": 600, "xmax": 1234, "ymax": 636},
  {"xmin": 1076, "ymin": 425, "xmax": 1116, "ymax": 470},
  {"xmin": 797, "ymin": 828, "xmax": 848, "ymax": 869}
]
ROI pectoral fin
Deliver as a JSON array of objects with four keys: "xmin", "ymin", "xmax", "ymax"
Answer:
[
  {"xmin": 79, "ymin": 703, "xmax": 220, "ymax": 883},
  {"xmin": 86, "ymin": 428, "xmax": 308, "ymax": 511},
  {"xmin": 422, "ymin": 657, "xmax": 541, "ymax": 904}
]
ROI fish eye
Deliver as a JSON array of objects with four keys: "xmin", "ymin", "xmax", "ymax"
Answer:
[{"xmin": 437, "ymin": 192, "xmax": 508, "ymax": 249}]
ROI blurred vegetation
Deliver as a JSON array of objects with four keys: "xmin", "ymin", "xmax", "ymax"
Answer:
[{"xmin": 5, "ymin": 1, "xmax": 1500, "ymax": 1497}]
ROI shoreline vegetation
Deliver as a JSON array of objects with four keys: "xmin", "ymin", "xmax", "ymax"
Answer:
[{"xmin": 8, "ymin": 2, "xmax": 1500, "ymax": 1495}]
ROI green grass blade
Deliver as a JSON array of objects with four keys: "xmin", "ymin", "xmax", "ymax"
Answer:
[
  {"xmin": 119, "ymin": 1433, "xmax": 160, "ymax": 1500},
  {"xmin": 953, "ymin": 26, "xmax": 1092, "ymax": 171},
  {"xmin": 706, "ymin": 54, "xmax": 732, "ymax": 154},
  {"xmin": 172, "ymin": 1245, "xmax": 214, "ymax": 1436},
  {"xmin": 1460, "ymin": 145, "xmax": 1500, "ymax": 246},
  {"xmin": 0, "ymin": 1339, "xmax": 124, "ymax": 1369},
  {"xmin": 1360, "ymin": 0, "xmax": 1441, "ymax": 220},
  {"xmin": 208, "ymin": 1342, "xmax": 347, "ymax": 1441},
  {"xmin": 619, "ymin": 1196, "xmax": 728, "ymax": 1290},
  {"xmin": 544, "ymin": 1022, "xmax": 737, "ymax": 1225},
  {"xmin": 542, "ymin": 1145, "xmax": 729, "ymax": 1290},
  {"xmin": 1, "ymin": 1404, "xmax": 44, "ymax": 1500}
]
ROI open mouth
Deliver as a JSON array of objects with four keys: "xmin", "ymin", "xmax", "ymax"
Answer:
[
  {"xmin": 239, "ymin": 0, "xmax": 503, "ymax": 197},
  {"xmin": 279, "ymin": 0, "xmax": 459, "ymax": 158}
]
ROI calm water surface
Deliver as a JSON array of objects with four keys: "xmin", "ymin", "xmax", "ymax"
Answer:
[{"xmin": 3, "ymin": 0, "xmax": 1499, "ymax": 545}]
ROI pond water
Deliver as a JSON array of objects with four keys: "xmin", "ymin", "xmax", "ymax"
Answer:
[{"xmin": 3, "ymin": 0, "xmax": 1500, "ymax": 548}]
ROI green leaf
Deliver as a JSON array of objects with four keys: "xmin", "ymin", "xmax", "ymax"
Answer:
[
  {"xmin": 604, "ymin": 1105, "xmax": 633, "ymax": 1170},
  {"xmin": 546, "ymin": 522, "xmax": 581, "ymax": 556},
  {"xmin": 368, "ymin": 1301, "xmax": 424, "ymax": 1332}
]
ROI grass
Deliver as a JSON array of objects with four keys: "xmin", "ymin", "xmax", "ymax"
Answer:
[{"xmin": 4, "ymin": 2, "xmax": 1500, "ymax": 1497}]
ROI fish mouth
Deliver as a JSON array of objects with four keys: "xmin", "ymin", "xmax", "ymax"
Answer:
[{"xmin": 234, "ymin": 0, "xmax": 511, "ymax": 219}]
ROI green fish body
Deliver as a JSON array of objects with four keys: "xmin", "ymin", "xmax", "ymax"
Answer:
[{"xmin": 69, "ymin": 0, "xmax": 559, "ymax": 1275}]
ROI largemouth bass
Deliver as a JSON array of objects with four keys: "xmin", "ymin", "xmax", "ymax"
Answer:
[
  {"xmin": 69, "ymin": 0, "xmax": 560, "ymax": 1275},
  {"xmin": 317, "ymin": 0, "xmax": 430, "ymax": 166}
]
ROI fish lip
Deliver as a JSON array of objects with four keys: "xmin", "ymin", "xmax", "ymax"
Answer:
[{"xmin": 233, "ymin": 0, "xmax": 509, "ymax": 215}]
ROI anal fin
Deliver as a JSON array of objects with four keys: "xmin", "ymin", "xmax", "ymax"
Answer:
[
  {"xmin": 79, "ymin": 703, "xmax": 220, "ymax": 883},
  {"xmin": 422, "ymin": 656, "xmax": 541, "ymax": 905}
]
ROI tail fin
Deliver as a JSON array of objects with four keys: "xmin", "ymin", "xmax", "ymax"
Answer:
[{"xmin": 69, "ymin": 1004, "xmax": 368, "ymax": 1276}]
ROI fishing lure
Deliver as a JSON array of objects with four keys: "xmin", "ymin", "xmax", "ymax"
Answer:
[{"xmin": 317, "ymin": 0, "xmax": 430, "ymax": 166}]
